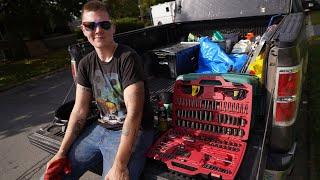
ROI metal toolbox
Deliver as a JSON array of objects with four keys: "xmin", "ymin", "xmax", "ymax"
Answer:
[{"xmin": 151, "ymin": 43, "xmax": 199, "ymax": 79}]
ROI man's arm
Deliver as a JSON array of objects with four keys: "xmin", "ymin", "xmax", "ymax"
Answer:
[
  {"xmin": 46, "ymin": 84, "xmax": 92, "ymax": 168},
  {"xmin": 106, "ymin": 81, "xmax": 145, "ymax": 179},
  {"xmin": 57, "ymin": 84, "xmax": 93, "ymax": 155}
]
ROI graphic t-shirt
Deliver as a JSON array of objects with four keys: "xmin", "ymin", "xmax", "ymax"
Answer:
[{"xmin": 77, "ymin": 44, "xmax": 153, "ymax": 130}]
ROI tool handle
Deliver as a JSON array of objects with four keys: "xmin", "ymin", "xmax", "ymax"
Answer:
[
  {"xmin": 188, "ymin": 76, "xmax": 229, "ymax": 87},
  {"xmin": 167, "ymin": 161, "xmax": 198, "ymax": 176}
]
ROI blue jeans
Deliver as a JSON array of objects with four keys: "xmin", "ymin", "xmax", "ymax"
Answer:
[{"xmin": 43, "ymin": 122, "xmax": 154, "ymax": 180}]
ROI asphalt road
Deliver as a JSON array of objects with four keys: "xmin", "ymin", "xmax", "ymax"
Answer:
[{"xmin": 0, "ymin": 69, "xmax": 100, "ymax": 180}]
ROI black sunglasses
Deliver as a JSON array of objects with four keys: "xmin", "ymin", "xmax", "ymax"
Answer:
[{"xmin": 82, "ymin": 21, "xmax": 112, "ymax": 31}]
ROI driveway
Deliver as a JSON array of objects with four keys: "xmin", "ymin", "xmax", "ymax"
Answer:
[{"xmin": 0, "ymin": 69, "xmax": 99, "ymax": 179}]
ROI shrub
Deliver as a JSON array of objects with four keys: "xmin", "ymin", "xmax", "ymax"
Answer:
[
  {"xmin": 74, "ymin": 28, "xmax": 86, "ymax": 41},
  {"xmin": 114, "ymin": 17, "xmax": 145, "ymax": 33}
]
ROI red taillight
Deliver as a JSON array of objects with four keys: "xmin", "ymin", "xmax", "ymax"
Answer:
[
  {"xmin": 277, "ymin": 72, "xmax": 300, "ymax": 96},
  {"xmin": 275, "ymin": 100, "xmax": 297, "ymax": 123},
  {"xmin": 273, "ymin": 65, "xmax": 302, "ymax": 126},
  {"xmin": 71, "ymin": 60, "xmax": 77, "ymax": 81}
]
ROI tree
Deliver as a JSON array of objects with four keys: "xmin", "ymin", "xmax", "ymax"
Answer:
[
  {"xmin": 103, "ymin": 0, "xmax": 139, "ymax": 18},
  {"xmin": 0, "ymin": 0, "xmax": 87, "ymax": 59},
  {"xmin": 102, "ymin": 0, "xmax": 172, "ymax": 20},
  {"xmin": 0, "ymin": 0, "xmax": 86, "ymax": 40}
]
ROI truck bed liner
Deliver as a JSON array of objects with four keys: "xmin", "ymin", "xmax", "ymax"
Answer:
[
  {"xmin": 28, "ymin": 77, "xmax": 175, "ymax": 153},
  {"xmin": 28, "ymin": 75, "xmax": 265, "ymax": 179},
  {"xmin": 28, "ymin": 15, "xmax": 277, "ymax": 179}
]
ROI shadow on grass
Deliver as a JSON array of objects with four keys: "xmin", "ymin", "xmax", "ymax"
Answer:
[
  {"xmin": 306, "ymin": 38, "xmax": 320, "ymax": 179},
  {"xmin": 310, "ymin": 10, "xmax": 320, "ymax": 25},
  {"xmin": 0, "ymin": 49, "xmax": 70, "ymax": 90}
]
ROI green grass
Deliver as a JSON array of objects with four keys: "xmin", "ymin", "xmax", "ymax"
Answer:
[
  {"xmin": 310, "ymin": 10, "xmax": 320, "ymax": 25},
  {"xmin": 307, "ymin": 39, "xmax": 320, "ymax": 178},
  {"xmin": 0, "ymin": 49, "xmax": 69, "ymax": 90}
]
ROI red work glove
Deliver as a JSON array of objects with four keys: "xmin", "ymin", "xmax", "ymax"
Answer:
[{"xmin": 44, "ymin": 158, "xmax": 72, "ymax": 180}]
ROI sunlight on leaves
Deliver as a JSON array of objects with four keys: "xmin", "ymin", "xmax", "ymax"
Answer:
[
  {"xmin": 24, "ymin": 59, "xmax": 32, "ymax": 65},
  {"xmin": 13, "ymin": 114, "xmax": 32, "ymax": 121}
]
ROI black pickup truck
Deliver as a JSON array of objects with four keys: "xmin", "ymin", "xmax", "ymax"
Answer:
[{"xmin": 28, "ymin": 0, "xmax": 309, "ymax": 179}]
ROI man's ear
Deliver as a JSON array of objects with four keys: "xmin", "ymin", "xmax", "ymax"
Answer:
[
  {"xmin": 111, "ymin": 24, "xmax": 116, "ymax": 35},
  {"xmin": 80, "ymin": 25, "xmax": 85, "ymax": 33},
  {"xmin": 80, "ymin": 25, "xmax": 88, "ymax": 38}
]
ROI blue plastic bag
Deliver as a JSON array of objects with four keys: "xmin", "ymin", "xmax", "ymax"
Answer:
[
  {"xmin": 196, "ymin": 37, "xmax": 248, "ymax": 73},
  {"xmin": 196, "ymin": 37, "xmax": 234, "ymax": 73},
  {"xmin": 228, "ymin": 53, "xmax": 248, "ymax": 73}
]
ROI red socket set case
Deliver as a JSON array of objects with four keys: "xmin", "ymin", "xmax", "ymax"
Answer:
[{"xmin": 147, "ymin": 75, "xmax": 253, "ymax": 179}]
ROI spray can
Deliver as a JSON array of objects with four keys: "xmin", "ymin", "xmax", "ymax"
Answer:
[{"xmin": 158, "ymin": 104, "xmax": 168, "ymax": 131}]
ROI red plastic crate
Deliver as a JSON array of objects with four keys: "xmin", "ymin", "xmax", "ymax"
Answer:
[{"xmin": 147, "ymin": 76, "xmax": 253, "ymax": 179}]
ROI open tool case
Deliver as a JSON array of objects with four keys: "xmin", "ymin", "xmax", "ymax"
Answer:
[{"xmin": 147, "ymin": 75, "xmax": 254, "ymax": 179}]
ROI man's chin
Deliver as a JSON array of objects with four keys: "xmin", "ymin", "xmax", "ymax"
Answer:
[{"xmin": 93, "ymin": 43, "xmax": 107, "ymax": 49}]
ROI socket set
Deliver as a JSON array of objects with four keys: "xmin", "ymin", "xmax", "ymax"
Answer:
[{"xmin": 147, "ymin": 75, "xmax": 253, "ymax": 179}]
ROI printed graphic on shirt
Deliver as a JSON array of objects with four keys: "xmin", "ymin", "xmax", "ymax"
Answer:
[{"xmin": 93, "ymin": 71, "xmax": 126, "ymax": 125}]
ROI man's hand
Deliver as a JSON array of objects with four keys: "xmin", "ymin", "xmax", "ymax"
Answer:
[
  {"xmin": 105, "ymin": 163, "xmax": 129, "ymax": 180},
  {"xmin": 45, "ymin": 152, "xmax": 66, "ymax": 171}
]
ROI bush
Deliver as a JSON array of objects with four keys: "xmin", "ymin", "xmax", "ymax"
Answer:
[
  {"xmin": 114, "ymin": 17, "xmax": 145, "ymax": 33},
  {"xmin": 74, "ymin": 28, "xmax": 86, "ymax": 41}
]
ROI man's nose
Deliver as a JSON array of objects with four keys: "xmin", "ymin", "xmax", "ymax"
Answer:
[{"xmin": 94, "ymin": 25, "xmax": 104, "ymax": 33}]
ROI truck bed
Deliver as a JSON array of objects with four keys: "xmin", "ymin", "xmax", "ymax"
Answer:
[
  {"xmin": 28, "ymin": 76, "xmax": 265, "ymax": 180},
  {"xmin": 28, "ymin": 77, "xmax": 175, "ymax": 152},
  {"xmin": 28, "ymin": 15, "xmax": 278, "ymax": 179}
]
